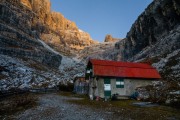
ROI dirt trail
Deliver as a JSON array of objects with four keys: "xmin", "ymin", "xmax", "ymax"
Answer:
[{"xmin": 14, "ymin": 93, "xmax": 114, "ymax": 120}]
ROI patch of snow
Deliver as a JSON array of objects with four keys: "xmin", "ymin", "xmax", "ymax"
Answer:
[
  {"xmin": 78, "ymin": 29, "xmax": 84, "ymax": 33},
  {"xmin": 0, "ymin": 54, "xmax": 65, "ymax": 90},
  {"xmin": 171, "ymin": 64, "xmax": 180, "ymax": 70}
]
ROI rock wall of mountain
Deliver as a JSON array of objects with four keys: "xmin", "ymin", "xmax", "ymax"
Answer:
[
  {"xmin": 19, "ymin": 0, "xmax": 97, "ymax": 56},
  {"xmin": 114, "ymin": 0, "xmax": 180, "ymax": 81},
  {"xmin": 78, "ymin": 42, "xmax": 120, "ymax": 63},
  {"xmin": 78, "ymin": 34, "xmax": 122, "ymax": 62},
  {"xmin": 104, "ymin": 34, "xmax": 121, "ymax": 42},
  {"xmin": 0, "ymin": 0, "xmax": 91, "ymax": 90},
  {"xmin": 0, "ymin": 0, "xmax": 62, "ymax": 68}
]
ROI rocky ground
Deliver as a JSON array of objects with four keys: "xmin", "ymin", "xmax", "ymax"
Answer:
[
  {"xmin": 0, "ymin": 54, "xmax": 62, "ymax": 90},
  {"xmin": 10, "ymin": 93, "xmax": 113, "ymax": 120}
]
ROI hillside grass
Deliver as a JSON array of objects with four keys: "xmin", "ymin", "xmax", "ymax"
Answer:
[{"xmin": 59, "ymin": 92, "xmax": 180, "ymax": 120}]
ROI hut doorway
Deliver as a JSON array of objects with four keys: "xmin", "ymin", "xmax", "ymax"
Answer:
[{"xmin": 104, "ymin": 78, "xmax": 111, "ymax": 98}]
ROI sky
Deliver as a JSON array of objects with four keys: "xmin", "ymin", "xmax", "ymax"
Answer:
[{"xmin": 50, "ymin": 0, "xmax": 153, "ymax": 42}]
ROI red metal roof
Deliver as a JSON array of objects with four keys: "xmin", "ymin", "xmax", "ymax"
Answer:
[{"xmin": 89, "ymin": 59, "xmax": 161, "ymax": 79}]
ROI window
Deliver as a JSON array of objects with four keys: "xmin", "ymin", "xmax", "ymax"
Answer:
[
  {"xmin": 116, "ymin": 78, "xmax": 124, "ymax": 88},
  {"xmin": 85, "ymin": 67, "xmax": 92, "ymax": 78}
]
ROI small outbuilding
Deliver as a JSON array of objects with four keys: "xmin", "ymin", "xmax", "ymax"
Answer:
[
  {"xmin": 86, "ymin": 59, "xmax": 161, "ymax": 99},
  {"xmin": 73, "ymin": 77, "xmax": 89, "ymax": 94}
]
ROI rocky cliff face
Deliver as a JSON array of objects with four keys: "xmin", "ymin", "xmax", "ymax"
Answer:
[
  {"xmin": 104, "ymin": 34, "xmax": 121, "ymax": 42},
  {"xmin": 0, "ymin": 0, "xmax": 89, "ymax": 90},
  {"xmin": 19, "ymin": 0, "xmax": 97, "ymax": 56},
  {"xmin": 114, "ymin": 0, "xmax": 180, "ymax": 81},
  {"xmin": 0, "ymin": 0, "xmax": 63, "ymax": 90},
  {"xmin": 78, "ymin": 42, "xmax": 117, "ymax": 62},
  {"xmin": 77, "ymin": 34, "xmax": 122, "ymax": 62},
  {"xmin": 0, "ymin": 0, "xmax": 62, "ymax": 68}
]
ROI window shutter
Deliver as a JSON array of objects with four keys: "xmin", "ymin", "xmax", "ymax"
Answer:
[{"xmin": 116, "ymin": 78, "xmax": 124, "ymax": 88}]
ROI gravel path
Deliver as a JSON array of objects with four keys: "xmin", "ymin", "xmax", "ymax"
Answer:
[{"xmin": 14, "ymin": 93, "xmax": 114, "ymax": 120}]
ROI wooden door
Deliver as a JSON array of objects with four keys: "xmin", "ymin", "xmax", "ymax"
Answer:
[{"xmin": 104, "ymin": 78, "xmax": 111, "ymax": 97}]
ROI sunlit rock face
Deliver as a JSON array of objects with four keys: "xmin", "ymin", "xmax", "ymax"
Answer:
[
  {"xmin": 104, "ymin": 34, "xmax": 121, "ymax": 42},
  {"xmin": 19, "ymin": 0, "xmax": 97, "ymax": 56},
  {"xmin": 114, "ymin": 0, "xmax": 180, "ymax": 81}
]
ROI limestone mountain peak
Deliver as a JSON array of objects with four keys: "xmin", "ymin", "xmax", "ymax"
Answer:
[
  {"xmin": 104, "ymin": 34, "xmax": 121, "ymax": 42},
  {"xmin": 19, "ymin": 0, "xmax": 97, "ymax": 56}
]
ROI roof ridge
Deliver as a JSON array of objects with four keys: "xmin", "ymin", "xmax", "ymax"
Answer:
[
  {"xmin": 93, "ymin": 64, "xmax": 155, "ymax": 69},
  {"xmin": 90, "ymin": 59, "xmax": 151, "ymax": 65},
  {"xmin": 90, "ymin": 59, "xmax": 153, "ymax": 68}
]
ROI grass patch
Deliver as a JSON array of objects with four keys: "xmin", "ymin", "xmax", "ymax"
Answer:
[
  {"xmin": 68, "ymin": 97, "xmax": 137, "ymax": 109},
  {"xmin": 62, "ymin": 92, "xmax": 180, "ymax": 120},
  {"xmin": 0, "ymin": 93, "xmax": 38, "ymax": 117},
  {"xmin": 58, "ymin": 91, "xmax": 87, "ymax": 99},
  {"xmin": 58, "ymin": 91, "xmax": 74, "ymax": 97}
]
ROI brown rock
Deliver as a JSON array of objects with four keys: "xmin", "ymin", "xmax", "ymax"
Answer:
[
  {"xmin": 104, "ymin": 34, "xmax": 120, "ymax": 42},
  {"xmin": 20, "ymin": 0, "xmax": 32, "ymax": 9}
]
